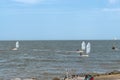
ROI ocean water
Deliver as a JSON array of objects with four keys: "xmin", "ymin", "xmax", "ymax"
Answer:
[{"xmin": 0, "ymin": 40, "xmax": 120, "ymax": 80}]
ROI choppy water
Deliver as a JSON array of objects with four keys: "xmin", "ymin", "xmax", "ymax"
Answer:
[{"xmin": 0, "ymin": 40, "xmax": 120, "ymax": 80}]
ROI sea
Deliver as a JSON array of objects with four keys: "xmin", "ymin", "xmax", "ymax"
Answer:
[{"xmin": 0, "ymin": 40, "xmax": 120, "ymax": 80}]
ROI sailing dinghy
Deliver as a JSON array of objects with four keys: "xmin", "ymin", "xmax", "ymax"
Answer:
[
  {"xmin": 12, "ymin": 41, "xmax": 19, "ymax": 50},
  {"xmin": 77, "ymin": 41, "xmax": 91, "ymax": 57}
]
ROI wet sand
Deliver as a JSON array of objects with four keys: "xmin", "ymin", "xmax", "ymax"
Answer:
[
  {"xmin": 92, "ymin": 70, "xmax": 120, "ymax": 80},
  {"xmin": 94, "ymin": 74, "xmax": 120, "ymax": 80}
]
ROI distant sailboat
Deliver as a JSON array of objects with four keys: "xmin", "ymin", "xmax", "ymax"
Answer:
[
  {"xmin": 12, "ymin": 41, "xmax": 19, "ymax": 50},
  {"xmin": 76, "ymin": 41, "xmax": 85, "ymax": 53},
  {"xmin": 113, "ymin": 37, "xmax": 117, "ymax": 40},
  {"xmin": 77, "ymin": 41, "xmax": 91, "ymax": 57},
  {"xmin": 112, "ymin": 37, "xmax": 119, "ymax": 51}
]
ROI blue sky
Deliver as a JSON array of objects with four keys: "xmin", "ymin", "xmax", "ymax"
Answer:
[{"xmin": 0, "ymin": 0, "xmax": 120, "ymax": 40}]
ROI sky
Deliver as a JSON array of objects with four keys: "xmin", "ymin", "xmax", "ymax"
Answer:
[{"xmin": 0, "ymin": 0, "xmax": 120, "ymax": 40}]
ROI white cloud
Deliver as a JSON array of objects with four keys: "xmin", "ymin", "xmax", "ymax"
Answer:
[
  {"xmin": 13, "ymin": 0, "xmax": 43, "ymax": 4},
  {"xmin": 104, "ymin": 0, "xmax": 120, "ymax": 12},
  {"xmin": 108, "ymin": 0, "xmax": 118, "ymax": 4}
]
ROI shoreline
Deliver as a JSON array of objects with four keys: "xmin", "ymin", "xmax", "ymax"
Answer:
[
  {"xmin": 60, "ymin": 70, "xmax": 120, "ymax": 80},
  {"xmin": 93, "ymin": 70, "xmax": 120, "ymax": 80},
  {"xmin": 94, "ymin": 74, "xmax": 120, "ymax": 80},
  {"xmin": 2, "ymin": 70, "xmax": 120, "ymax": 80}
]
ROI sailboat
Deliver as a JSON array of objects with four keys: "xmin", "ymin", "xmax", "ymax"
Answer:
[
  {"xmin": 112, "ymin": 37, "xmax": 119, "ymax": 51},
  {"xmin": 77, "ymin": 41, "xmax": 91, "ymax": 57},
  {"xmin": 12, "ymin": 41, "xmax": 19, "ymax": 50}
]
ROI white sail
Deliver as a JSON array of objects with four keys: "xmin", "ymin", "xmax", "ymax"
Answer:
[
  {"xmin": 81, "ymin": 41, "xmax": 86, "ymax": 50},
  {"xmin": 16, "ymin": 41, "xmax": 19, "ymax": 48},
  {"xmin": 86, "ymin": 42, "xmax": 91, "ymax": 54},
  {"xmin": 113, "ymin": 37, "xmax": 117, "ymax": 40}
]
